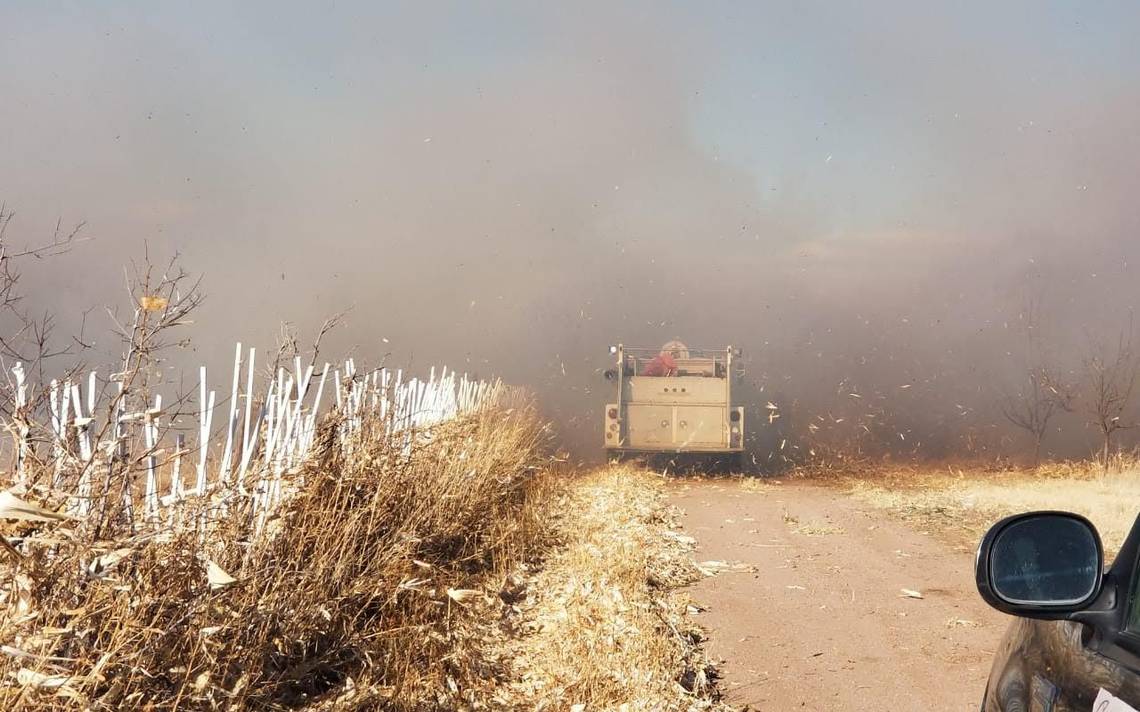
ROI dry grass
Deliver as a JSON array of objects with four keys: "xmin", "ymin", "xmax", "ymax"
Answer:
[
  {"xmin": 478, "ymin": 465, "xmax": 727, "ymax": 711},
  {"xmin": 0, "ymin": 406, "xmax": 553, "ymax": 709},
  {"xmin": 828, "ymin": 459, "xmax": 1140, "ymax": 557}
]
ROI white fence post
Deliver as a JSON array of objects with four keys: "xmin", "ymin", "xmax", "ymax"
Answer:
[{"xmin": 2, "ymin": 347, "xmax": 509, "ymax": 542}]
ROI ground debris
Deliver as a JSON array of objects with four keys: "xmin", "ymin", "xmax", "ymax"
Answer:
[{"xmin": 462, "ymin": 465, "xmax": 730, "ymax": 711}]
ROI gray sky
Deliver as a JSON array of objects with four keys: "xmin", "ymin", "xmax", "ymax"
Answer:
[{"xmin": 3, "ymin": 1, "xmax": 1139, "ymax": 458}]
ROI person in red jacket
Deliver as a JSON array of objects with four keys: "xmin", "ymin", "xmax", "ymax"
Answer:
[{"xmin": 642, "ymin": 352, "xmax": 677, "ymax": 377}]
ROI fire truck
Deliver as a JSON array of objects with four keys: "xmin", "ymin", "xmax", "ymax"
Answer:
[{"xmin": 603, "ymin": 341, "xmax": 745, "ymax": 467}]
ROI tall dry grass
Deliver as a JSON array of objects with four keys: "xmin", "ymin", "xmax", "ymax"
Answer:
[
  {"xmin": 0, "ymin": 406, "xmax": 551, "ymax": 709},
  {"xmin": 831, "ymin": 457, "xmax": 1140, "ymax": 557}
]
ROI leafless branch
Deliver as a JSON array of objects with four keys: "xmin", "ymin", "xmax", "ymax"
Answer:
[{"xmin": 1082, "ymin": 315, "xmax": 1140, "ymax": 471}]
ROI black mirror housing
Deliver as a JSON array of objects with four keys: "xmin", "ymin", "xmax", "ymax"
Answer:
[{"xmin": 976, "ymin": 511, "xmax": 1104, "ymax": 619}]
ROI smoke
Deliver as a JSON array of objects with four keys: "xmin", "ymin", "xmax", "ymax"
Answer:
[{"xmin": 2, "ymin": 2, "xmax": 1139, "ymax": 462}]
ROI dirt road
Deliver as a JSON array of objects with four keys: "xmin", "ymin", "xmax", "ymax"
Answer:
[{"xmin": 669, "ymin": 479, "xmax": 1006, "ymax": 711}]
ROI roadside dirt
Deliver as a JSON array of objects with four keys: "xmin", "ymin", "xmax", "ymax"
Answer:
[{"xmin": 669, "ymin": 479, "xmax": 1006, "ymax": 711}]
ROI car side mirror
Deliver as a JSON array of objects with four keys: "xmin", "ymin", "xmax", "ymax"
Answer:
[
  {"xmin": 976, "ymin": 512, "xmax": 1103, "ymax": 618},
  {"xmin": 603, "ymin": 369, "xmax": 618, "ymax": 381}
]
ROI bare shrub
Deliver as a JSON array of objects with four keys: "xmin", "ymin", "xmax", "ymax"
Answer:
[
  {"xmin": 1082, "ymin": 321, "xmax": 1140, "ymax": 471},
  {"xmin": 1000, "ymin": 365, "xmax": 1074, "ymax": 467},
  {"xmin": 0, "ymin": 205, "xmax": 86, "ymax": 366}
]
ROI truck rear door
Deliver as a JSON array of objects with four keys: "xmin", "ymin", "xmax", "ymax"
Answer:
[{"xmin": 674, "ymin": 405, "xmax": 726, "ymax": 448}]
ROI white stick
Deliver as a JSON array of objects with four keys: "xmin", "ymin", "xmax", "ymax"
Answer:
[
  {"xmin": 143, "ymin": 395, "xmax": 161, "ymax": 525},
  {"xmin": 196, "ymin": 366, "xmax": 209, "ymax": 495},
  {"xmin": 219, "ymin": 343, "xmax": 243, "ymax": 485},
  {"xmin": 11, "ymin": 363, "xmax": 28, "ymax": 483},
  {"xmin": 285, "ymin": 365, "xmax": 313, "ymax": 467},
  {"xmin": 302, "ymin": 364, "xmax": 329, "ymax": 454},
  {"xmin": 69, "ymin": 383, "xmax": 92, "ymax": 462},
  {"xmin": 237, "ymin": 347, "xmax": 257, "ymax": 482},
  {"xmin": 86, "ymin": 371, "xmax": 97, "ymax": 416},
  {"xmin": 171, "ymin": 433, "xmax": 185, "ymax": 500}
]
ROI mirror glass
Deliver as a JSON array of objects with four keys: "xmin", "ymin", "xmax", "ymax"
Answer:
[{"xmin": 990, "ymin": 515, "xmax": 1100, "ymax": 605}]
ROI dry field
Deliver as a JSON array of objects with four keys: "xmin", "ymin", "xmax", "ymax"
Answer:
[{"xmin": 812, "ymin": 459, "xmax": 1140, "ymax": 557}]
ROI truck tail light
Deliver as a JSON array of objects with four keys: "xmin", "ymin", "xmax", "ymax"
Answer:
[
  {"xmin": 730, "ymin": 410, "xmax": 741, "ymax": 422},
  {"xmin": 608, "ymin": 407, "xmax": 618, "ymax": 420}
]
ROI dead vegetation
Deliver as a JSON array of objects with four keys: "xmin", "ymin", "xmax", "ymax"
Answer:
[
  {"xmin": 814, "ymin": 458, "xmax": 1140, "ymax": 557},
  {"xmin": 1000, "ymin": 364, "xmax": 1074, "ymax": 467},
  {"xmin": 0, "ymin": 406, "xmax": 554, "ymax": 710},
  {"xmin": 474, "ymin": 465, "xmax": 727, "ymax": 711},
  {"xmin": 1082, "ymin": 324, "xmax": 1140, "ymax": 471}
]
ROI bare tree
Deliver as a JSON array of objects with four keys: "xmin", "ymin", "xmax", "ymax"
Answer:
[
  {"xmin": 1000, "ymin": 291, "xmax": 1074, "ymax": 466},
  {"xmin": 0, "ymin": 205, "xmax": 86, "ymax": 364},
  {"xmin": 85, "ymin": 251, "xmax": 205, "ymax": 537},
  {"xmin": 0, "ymin": 206, "xmax": 87, "ymax": 481},
  {"xmin": 1082, "ymin": 321, "xmax": 1140, "ymax": 471},
  {"xmin": 0, "ymin": 213, "xmax": 211, "ymax": 538},
  {"xmin": 1000, "ymin": 364, "xmax": 1074, "ymax": 466}
]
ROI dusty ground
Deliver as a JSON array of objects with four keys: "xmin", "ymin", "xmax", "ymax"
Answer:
[{"xmin": 669, "ymin": 478, "xmax": 1006, "ymax": 711}]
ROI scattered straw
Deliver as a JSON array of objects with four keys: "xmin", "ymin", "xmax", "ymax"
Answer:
[{"xmin": 475, "ymin": 465, "xmax": 729, "ymax": 711}]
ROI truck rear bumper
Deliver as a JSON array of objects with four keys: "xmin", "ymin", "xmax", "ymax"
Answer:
[{"xmin": 605, "ymin": 446, "xmax": 744, "ymax": 454}]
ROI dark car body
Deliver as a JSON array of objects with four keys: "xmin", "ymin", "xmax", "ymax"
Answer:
[
  {"xmin": 977, "ymin": 512, "xmax": 1140, "ymax": 710},
  {"xmin": 983, "ymin": 618, "xmax": 1140, "ymax": 710}
]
